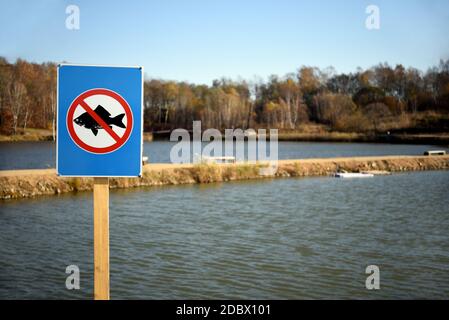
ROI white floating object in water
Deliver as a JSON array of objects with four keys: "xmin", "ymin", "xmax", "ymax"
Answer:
[
  {"xmin": 334, "ymin": 172, "xmax": 374, "ymax": 178},
  {"xmin": 201, "ymin": 155, "xmax": 236, "ymax": 163},
  {"xmin": 424, "ymin": 150, "xmax": 446, "ymax": 156}
]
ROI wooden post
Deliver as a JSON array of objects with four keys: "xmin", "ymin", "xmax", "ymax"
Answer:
[{"xmin": 93, "ymin": 177, "xmax": 110, "ymax": 300}]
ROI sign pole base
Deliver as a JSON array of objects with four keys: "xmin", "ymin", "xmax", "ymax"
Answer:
[{"xmin": 93, "ymin": 177, "xmax": 110, "ymax": 300}]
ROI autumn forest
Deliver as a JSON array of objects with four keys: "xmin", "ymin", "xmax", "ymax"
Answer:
[{"xmin": 1, "ymin": 57, "xmax": 448, "ymax": 136}]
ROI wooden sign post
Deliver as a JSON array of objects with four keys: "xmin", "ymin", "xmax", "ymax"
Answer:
[{"xmin": 93, "ymin": 177, "xmax": 110, "ymax": 300}]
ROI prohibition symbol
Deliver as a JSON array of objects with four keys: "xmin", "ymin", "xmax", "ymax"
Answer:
[{"xmin": 67, "ymin": 88, "xmax": 133, "ymax": 154}]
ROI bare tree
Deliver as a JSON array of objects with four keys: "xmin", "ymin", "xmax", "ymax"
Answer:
[{"xmin": 7, "ymin": 81, "xmax": 27, "ymax": 134}]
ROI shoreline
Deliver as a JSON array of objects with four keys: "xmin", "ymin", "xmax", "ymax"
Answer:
[
  {"xmin": 1, "ymin": 155, "xmax": 448, "ymax": 200},
  {"xmin": 1, "ymin": 131, "xmax": 449, "ymax": 145},
  {"xmin": 0, "ymin": 131, "xmax": 154, "ymax": 142},
  {"xmin": 0, "ymin": 128, "xmax": 449, "ymax": 147},
  {"xmin": 274, "ymin": 132, "xmax": 449, "ymax": 145}
]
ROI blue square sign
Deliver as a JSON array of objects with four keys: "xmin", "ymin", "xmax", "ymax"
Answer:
[{"xmin": 57, "ymin": 64, "xmax": 143, "ymax": 177}]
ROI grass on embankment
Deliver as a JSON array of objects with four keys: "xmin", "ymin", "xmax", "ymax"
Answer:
[
  {"xmin": 275, "ymin": 122, "xmax": 449, "ymax": 144},
  {"xmin": 1, "ymin": 155, "xmax": 449, "ymax": 200},
  {"xmin": 0, "ymin": 128, "xmax": 54, "ymax": 142},
  {"xmin": 2, "ymin": 122, "xmax": 448, "ymax": 144},
  {"xmin": 0, "ymin": 128, "xmax": 154, "ymax": 142}
]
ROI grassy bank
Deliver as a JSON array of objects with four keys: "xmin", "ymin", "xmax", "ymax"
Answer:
[
  {"xmin": 0, "ymin": 128, "xmax": 155, "ymax": 142},
  {"xmin": 152, "ymin": 129, "xmax": 449, "ymax": 145},
  {"xmin": 275, "ymin": 122, "xmax": 449, "ymax": 145},
  {"xmin": 275, "ymin": 131, "xmax": 449, "ymax": 145},
  {"xmin": 0, "ymin": 128, "xmax": 54, "ymax": 142},
  {"xmin": 2, "ymin": 124, "xmax": 448, "ymax": 145},
  {"xmin": 1, "ymin": 155, "xmax": 448, "ymax": 200}
]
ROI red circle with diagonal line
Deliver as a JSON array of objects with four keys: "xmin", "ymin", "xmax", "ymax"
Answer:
[{"xmin": 67, "ymin": 88, "xmax": 133, "ymax": 154}]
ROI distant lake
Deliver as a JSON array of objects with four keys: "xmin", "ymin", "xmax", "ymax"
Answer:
[
  {"xmin": 1, "ymin": 140, "xmax": 447, "ymax": 170},
  {"xmin": 1, "ymin": 170, "xmax": 449, "ymax": 299}
]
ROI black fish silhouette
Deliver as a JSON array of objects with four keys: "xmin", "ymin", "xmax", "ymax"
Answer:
[{"xmin": 74, "ymin": 105, "xmax": 126, "ymax": 136}]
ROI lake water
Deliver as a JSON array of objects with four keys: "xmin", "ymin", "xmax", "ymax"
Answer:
[
  {"xmin": 0, "ymin": 140, "xmax": 447, "ymax": 170},
  {"xmin": 1, "ymin": 170, "xmax": 449, "ymax": 299}
]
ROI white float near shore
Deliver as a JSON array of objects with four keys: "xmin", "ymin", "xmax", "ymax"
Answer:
[
  {"xmin": 202, "ymin": 156, "xmax": 236, "ymax": 163},
  {"xmin": 334, "ymin": 172, "xmax": 374, "ymax": 178},
  {"xmin": 424, "ymin": 150, "xmax": 446, "ymax": 156}
]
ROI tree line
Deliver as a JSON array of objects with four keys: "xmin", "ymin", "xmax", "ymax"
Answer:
[{"xmin": 1, "ymin": 57, "xmax": 448, "ymax": 135}]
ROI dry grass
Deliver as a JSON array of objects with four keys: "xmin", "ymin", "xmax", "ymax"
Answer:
[
  {"xmin": 0, "ymin": 128, "xmax": 54, "ymax": 142},
  {"xmin": 223, "ymin": 163, "xmax": 262, "ymax": 181},
  {"xmin": 2, "ymin": 155, "xmax": 449, "ymax": 200},
  {"xmin": 191, "ymin": 164, "xmax": 223, "ymax": 183},
  {"xmin": 143, "ymin": 132, "xmax": 153, "ymax": 142},
  {"xmin": 67, "ymin": 177, "xmax": 82, "ymax": 192},
  {"xmin": 276, "ymin": 130, "xmax": 364, "ymax": 142}
]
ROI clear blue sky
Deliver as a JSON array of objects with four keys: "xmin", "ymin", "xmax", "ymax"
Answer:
[{"xmin": 1, "ymin": 0, "xmax": 448, "ymax": 84}]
